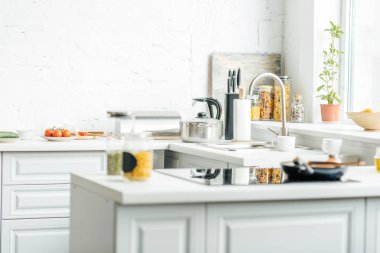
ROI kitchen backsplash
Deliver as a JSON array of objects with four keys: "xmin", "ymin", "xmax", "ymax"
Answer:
[{"xmin": 0, "ymin": 0, "xmax": 284, "ymax": 130}]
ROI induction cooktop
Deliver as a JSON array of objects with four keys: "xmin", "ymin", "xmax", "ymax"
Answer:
[{"xmin": 155, "ymin": 168, "xmax": 358, "ymax": 186}]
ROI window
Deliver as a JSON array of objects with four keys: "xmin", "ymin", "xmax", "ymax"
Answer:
[{"xmin": 345, "ymin": 0, "xmax": 380, "ymax": 112}]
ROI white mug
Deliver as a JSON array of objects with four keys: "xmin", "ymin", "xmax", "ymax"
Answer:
[
  {"xmin": 275, "ymin": 136, "xmax": 296, "ymax": 152},
  {"xmin": 321, "ymin": 139, "xmax": 342, "ymax": 156}
]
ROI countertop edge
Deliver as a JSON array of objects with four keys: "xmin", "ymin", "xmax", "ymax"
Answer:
[{"xmin": 71, "ymin": 168, "xmax": 380, "ymax": 206}]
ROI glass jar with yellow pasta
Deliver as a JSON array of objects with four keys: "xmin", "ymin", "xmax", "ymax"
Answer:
[
  {"xmin": 247, "ymin": 95, "xmax": 260, "ymax": 121},
  {"xmin": 258, "ymin": 85, "xmax": 274, "ymax": 120},
  {"xmin": 274, "ymin": 76, "xmax": 291, "ymax": 121},
  {"xmin": 122, "ymin": 133, "xmax": 153, "ymax": 181}
]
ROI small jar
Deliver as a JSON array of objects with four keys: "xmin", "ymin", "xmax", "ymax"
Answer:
[
  {"xmin": 258, "ymin": 85, "xmax": 274, "ymax": 120},
  {"xmin": 247, "ymin": 95, "xmax": 260, "ymax": 121},
  {"xmin": 291, "ymin": 95, "xmax": 305, "ymax": 123},
  {"xmin": 122, "ymin": 133, "xmax": 153, "ymax": 181},
  {"xmin": 107, "ymin": 136, "xmax": 123, "ymax": 175},
  {"xmin": 375, "ymin": 148, "xmax": 380, "ymax": 173}
]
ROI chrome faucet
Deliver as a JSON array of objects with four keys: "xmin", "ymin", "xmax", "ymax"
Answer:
[{"xmin": 248, "ymin": 73, "xmax": 288, "ymax": 136}]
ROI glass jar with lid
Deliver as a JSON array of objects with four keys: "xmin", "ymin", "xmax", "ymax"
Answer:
[
  {"xmin": 258, "ymin": 85, "xmax": 274, "ymax": 120},
  {"xmin": 107, "ymin": 136, "xmax": 124, "ymax": 175},
  {"xmin": 274, "ymin": 76, "xmax": 291, "ymax": 121},
  {"xmin": 291, "ymin": 94, "xmax": 305, "ymax": 123},
  {"xmin": 122, "ymin": 133, "xmax": 153, "ymax": 181},
  {"xmin": 247, "ymin": 95, "xmax": 260, "ymax": 121}
]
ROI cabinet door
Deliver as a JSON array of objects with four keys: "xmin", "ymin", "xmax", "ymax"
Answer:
[
  {"xmin": 179, "ymin": 153, "xmax": 228, "ymax": 168},
  {"xmin": 3, "ymin": 152, "xmax": 106, "ymax": 185},
  {"xmin": 3, "ymin": 184, "xmax": 70, "ymax": 219},
  {"xmin": 153, "ymin": 150, "xmax": 165, "ymax": 168},
  {"xmin": 2, "ymin": 218, "xmax": 69, "ymax": 253},
  {"xmin": 164, "ymin": 151, "xmax": 180, "ymax": 168},
  {"xmin": 116, "ymin": 204, "xmax": 206, "ymax": 253},
  {"xmin": 207, "ymin": 199, "xmax": 365, "ymax": 253},
  {"xmin": 366, "ymin": 198, "xmax": 380, "ymax": 253}
]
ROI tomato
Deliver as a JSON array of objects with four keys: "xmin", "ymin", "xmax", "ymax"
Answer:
[
  {"xmin": 78, "ymin": 131, "xmax": 88, "ymax": 136},
  {"xmin": 62, "ymin": 130, "xmax": 71, "ymax": 137},
  {"xmin": 53, "ymin": 130, "xmax": 62, "ymax": 137},
  {"xmin": 44, "ymin": 129, "xmax": 54, "ymax": 137}
]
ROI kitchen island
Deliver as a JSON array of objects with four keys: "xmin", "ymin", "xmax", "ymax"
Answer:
[
  {"xmin": 70, "ymin": 167, "xmax": 380, "ymax": 253},
  {"xmin": 0, "ymin": 139, "xmax": 359, "ymax": 253}
]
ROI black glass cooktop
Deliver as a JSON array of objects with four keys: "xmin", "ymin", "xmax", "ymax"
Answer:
[{"xmin": 156, "ymin": 168, "xmax": 357, "ymax": 186}]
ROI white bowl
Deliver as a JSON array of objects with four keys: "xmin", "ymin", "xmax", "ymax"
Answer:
[
  {"xmin": 347, "ymin": 112, "xmax": 380, "ymax": 131},
  {"xmin": 17, "ymin": 130, "xmax": 35, "ymax": 140}
]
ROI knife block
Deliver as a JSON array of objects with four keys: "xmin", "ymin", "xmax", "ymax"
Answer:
[{"xmin": 225, "ymin": 93, "xmax": 239, "ymax": 140}]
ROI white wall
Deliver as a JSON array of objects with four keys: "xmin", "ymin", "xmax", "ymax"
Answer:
[{"xmin": 0, "ymin": 0, "xmax": 284, "ymax": 130}]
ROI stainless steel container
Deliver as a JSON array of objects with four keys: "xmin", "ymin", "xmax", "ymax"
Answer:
[{"xmin": 180, "ymin": 117, "xmax": 223, "ymax": 143}]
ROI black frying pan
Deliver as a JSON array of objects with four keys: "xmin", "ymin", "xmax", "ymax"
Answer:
[{"xmin": 281, "ymin": 158, "xmax": 347, "ymax": 182}]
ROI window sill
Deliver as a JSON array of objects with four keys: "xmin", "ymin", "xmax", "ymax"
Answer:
[{"xmin": 252, "ymin": 121, "xmax": 380, "ymax": 145}]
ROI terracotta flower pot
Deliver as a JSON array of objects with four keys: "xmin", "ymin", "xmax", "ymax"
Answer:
[{"xmin": 320, "ymin": 104, "xmax": 340, "ymax": 123}]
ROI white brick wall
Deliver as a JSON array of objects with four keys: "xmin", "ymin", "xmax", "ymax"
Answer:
[{"xmin": 0, "ymin": 0, "xmax": 284, "ymax": 130}]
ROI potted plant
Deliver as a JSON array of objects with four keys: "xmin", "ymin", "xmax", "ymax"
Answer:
[{"xmin": 317, "ymin": 21, "xmax": 344, "ymax": 123}]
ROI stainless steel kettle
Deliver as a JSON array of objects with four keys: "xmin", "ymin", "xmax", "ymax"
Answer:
[
  {"xmin": 192, "ymin": 97, "xmax": 222, "ymax": 120},
  {"xmin": 179, "ymin": 97, "xmax": 223, "ymax": 143}
]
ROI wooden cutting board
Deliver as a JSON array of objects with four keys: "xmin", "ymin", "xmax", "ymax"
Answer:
[{"xmin": 212, "ymin": 52, "xmax": 282, "ymax": 118}]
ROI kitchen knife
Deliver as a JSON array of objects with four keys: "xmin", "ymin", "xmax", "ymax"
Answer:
[
  {"xmin": 237, "ymin": 68, "xmax": 241, "ymax": 90},
  {"xmin": 228, "ymin": 69, "xmax": 232, "ymax": 93},
  {"xmin": 232, "ymin": 70, "xmax": 236, "ymax": 93}
]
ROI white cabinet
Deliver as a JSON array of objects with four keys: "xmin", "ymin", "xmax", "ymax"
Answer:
[
  {"xmin": 2, "ymin": 184, "xmax": 70, "ymax": 219},
  {"xmin": 116, "ymin": 204, "xmax": 206, "ymax": 253},
  {"xmin": 2, "ymin": 152, "xmax": 106, "ymax": 185},
  {"xmin": 207, "ymin": 199, "xmax": 365, "ymax": 253},
  {"xmin": 165, "ymin": 150, "xmax": 180, "ymax": 168},
  {"xmin": 165, "ymin": 151, "xmax": 228, "ymax": 169},
  {"xmin": 70, "ymin": 184, "xmax": 206, "ymax": 253},
  {"xmin": 1, "ymin": 151, "xmax": 106, "ymax": 253},
  {"xmin": 366, "ymin": 198, "xmax": 380, "ymax": 253},
  {"xmin": 2, "ymin": 218, "xmax": 69, "ymax": 253}
]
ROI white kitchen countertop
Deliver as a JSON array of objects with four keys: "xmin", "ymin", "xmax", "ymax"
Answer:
[
  {"xmin": 72, "ymin": 166, "xmax": 380, "ymax": 205},
  {"xmin": 168, "ymin": 142, "xmax": 355, "ymax": 167},
  {"xmin": 0, "ymin": 138, "xmax": 172, "ymax": 151},
  {"xmin": 252, "ymin": 121, "xmax": 380, "ymax": 145},
  {"xmin": 0, "ymin": 139, "xmax": 355, "ymax": 167}
]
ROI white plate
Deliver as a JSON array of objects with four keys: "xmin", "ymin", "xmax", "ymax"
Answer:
[
  {"xmin": 0, "ymin": 138, "xmax": 19, "ymax": 143},
  {"xmin": 75, "ymin": 135, "xmax": 96, "ymax": 140},
  {"xmin": 42, "ymin": 136, "xmax": 76, "ymax": 142}
]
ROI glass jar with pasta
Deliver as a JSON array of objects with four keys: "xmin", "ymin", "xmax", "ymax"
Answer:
[
  {"xmin": 258, "ymin": 85, "xmax": 274, "ymax": 120},
  {"xmin": 122, "ymin": 133, "xmax": 153, "ymax": 181},
  {"xmin": 247, "ymin": 95, "xmax": 260, "ymax": 121},
  {"xmin": 274, "ymin": 76, "xmax": 291, "ymax": 121}
]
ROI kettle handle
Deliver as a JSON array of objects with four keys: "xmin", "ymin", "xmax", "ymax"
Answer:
[
  {"xmin": 205, "ymin": 98, "xmax": 222, "ymax": 120},
  {"xmin": 192, "ymin": 97, "xmax": 222, "ymax": 120}
]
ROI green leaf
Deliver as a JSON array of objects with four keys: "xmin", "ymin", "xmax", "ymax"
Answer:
[{"xmin": 317, "ymin": 85, "xmax": 325, "ymax": 92}]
